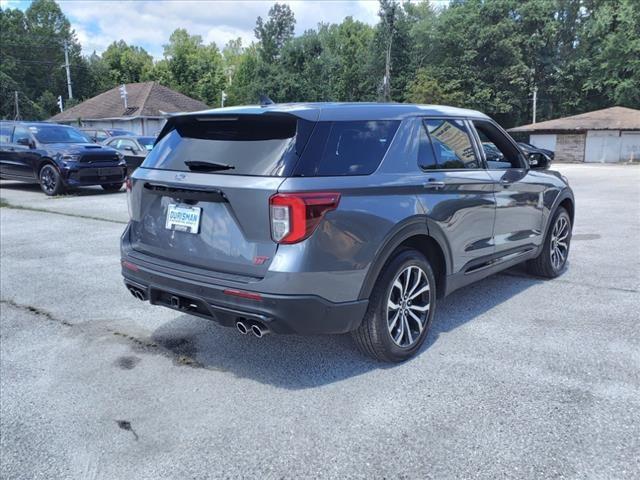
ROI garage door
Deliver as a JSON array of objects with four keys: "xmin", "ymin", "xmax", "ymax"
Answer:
[
  {"xmin": 585, "ymin": 131, "xmax": 620, "ymax": 163},
  {"xmin": 620, "ymin": 132, "xmax": 640, "ymax": 162}
]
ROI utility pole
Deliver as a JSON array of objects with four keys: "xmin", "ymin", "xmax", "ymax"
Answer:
[
  {"xmin": 221, "ymin": 91, "xmax": 227, "ymax": 108},
  {"xmin": 382, "ymin": 35, "xmax": 392, "ymax": 102},
  {"xmin": 57, "ymin": 95, "xmax": 64, "ymax": 113},
  {"xmin": 14, "ymin": 91, "xmax": 20, "ymax": 120},
  {"xmin": 532, "ymin": 85, "xmax": 538, "ymax": 124},
  {"xmin": 119, "ymin": 84, "xmax": 128, "ymax": 109},
  {"xmin": 63, "ymin": 41, "xmax": 73, "ymax": 99}
]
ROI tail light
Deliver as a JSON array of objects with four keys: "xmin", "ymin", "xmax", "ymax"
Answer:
[
  {"xmin": 270, "ymin": 192, "xmax": 341, "ymax": 244},
  {"xmin": 125, "ymin": 177, "xmax": 133, "ymax": 219}
]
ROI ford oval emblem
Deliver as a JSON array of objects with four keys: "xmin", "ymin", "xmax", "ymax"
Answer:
[{"xmin": 175, "ymin": 173, "xmax": 186, "ymax": 181}]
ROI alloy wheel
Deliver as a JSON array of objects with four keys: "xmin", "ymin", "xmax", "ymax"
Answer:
[
  {"xmin": 387, "ymin": 265, "xmax": 430, "ymax": 348},
  {"xmin": 550, "ymin": 215, "xmax": 570, "ymax": 271},
  {"xmin": 40, "ymin": 166, "xmax": 57, "ymax": 194}
]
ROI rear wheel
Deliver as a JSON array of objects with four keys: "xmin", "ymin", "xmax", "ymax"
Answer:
[
  {"xmin": 101, "ymin": 183, "xmax": 123, "ymax": 192},
  {"xmin": 527, "ymin": 207, "xmax": 571, "ymax": 278},
  {"xmin": 39, "ymin": 164, "xmax": 65, "ymax": 196},
  {"xmin": 352, "ymin": 249, "xmax": 436, "ymax": 362}
]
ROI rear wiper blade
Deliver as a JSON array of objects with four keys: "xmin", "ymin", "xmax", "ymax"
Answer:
[{"xmin": 184, "ymin": 161, "xmax": 235, "ymax": 172}]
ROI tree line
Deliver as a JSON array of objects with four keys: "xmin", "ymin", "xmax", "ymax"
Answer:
[{"xmin": 1, "ymin": 0, "xmax": 638, "ymax": 127}]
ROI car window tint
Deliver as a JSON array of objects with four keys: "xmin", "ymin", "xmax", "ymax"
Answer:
[
  {"xmin": 120, "ymin": 140, "xmax": 137, "ymax": 150},
  {"xmin": 95, "ymin": 131, "xmax": 108, "ymax": 141},
  {"xmin": 0, "ymin": 124, "xmax": 13, "ymax": 144},
  {"xmin": 424, "ymin": 119, "xmax": 479, "ymax": 169},
  {"xmin": 472, "ymin": 120, "xmax": 523, "ymax": 169},
  {"xmin": 12, "ymin": 126, "xmax": 31, "ymax": 144},
  {"xmin": 296, "ymin": 120, "xmax": 400, "ymax": 176},
  {"xmin": 417, "ymin": 122, "xmax": 437, "ymax": 170}
]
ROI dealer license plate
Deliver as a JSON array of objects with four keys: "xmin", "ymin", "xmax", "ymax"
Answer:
[{"xmin": 165, "ymin": 204, "xmax": 202, "ymax": 234}]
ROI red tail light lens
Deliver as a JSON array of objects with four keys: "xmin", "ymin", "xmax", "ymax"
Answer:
[
  {"xmin": 125, "ymin": 177, "xmax": 133, "ymax": 219},
  {"xmin": 269, "ymin": 192, "xmax": 341, "ymax": 244}
]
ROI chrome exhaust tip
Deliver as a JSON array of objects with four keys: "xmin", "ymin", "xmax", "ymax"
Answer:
[
  {"xmin": 251, "ymin": 323, "xmax": 269, "ymax": 338},
  {"xmin": 236, "ymin": 321, "xmax": 249, "ymax": 335},
  {"xmin": 128, "ymin": 287, "xmax": 145, "ymax": 301}
]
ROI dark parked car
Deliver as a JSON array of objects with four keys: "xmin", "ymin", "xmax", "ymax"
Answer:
[
  {"xmin": 121, "ymin": 103, "xmax": 574, "ymax": 362},
  {"xmin": 103, "ymin": 135, "xmax": 155, "ymax": 174},
  {"xmin": 0, "ymin": 121, "xmax": 127, "ymax": 195},
  {"xmin": 519, "ymin": 141, "xmax": 554, "ymax": 160},
  {"xmin": 81, "ymin": 128, "xmax": 135, "ymax": 143},
  {"xmin": 518, "ymin": 142, "xmax": 554, "ymax": 169}
]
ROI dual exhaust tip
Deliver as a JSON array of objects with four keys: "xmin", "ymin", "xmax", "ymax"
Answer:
[
  {"xmin": 128, "ymin": 286, "xmax": 146, "ymax": 301},
  {"xmin": 128, "ymin": 286, "xmax": 268, "ymax": 338},
  {"xmin": 236, "ymin": 320, "xmax": 269, "ymax": 338}
]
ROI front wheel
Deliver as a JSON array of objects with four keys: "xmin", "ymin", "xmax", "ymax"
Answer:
[
  {"xmin": 39, "ymin": 164, "xmax": 65, "ymax": 196},
  {"xmin": 101, "ymin": 183, "xmax": 123, "ymax": 192},
  {"xmin": 352, "ymin": 249, "xmax": 436, "ymax": 362},
  {"xmin": 527, "ymin": 206, "xmax": 572, "ymax": 278}
]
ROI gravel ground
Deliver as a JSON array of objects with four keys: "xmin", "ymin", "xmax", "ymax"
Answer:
[{"xmin": 1, "ymin": 164, "xmax": 639, "ymax": 479}]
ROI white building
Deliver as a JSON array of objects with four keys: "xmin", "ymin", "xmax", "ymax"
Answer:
[
  {"xmin": 50, "ymin": 81, "xmax": 209, "ymax": 136},
  {"xmin": 509, "ymin": 106, "xmax": 640, "ymax": 163}
]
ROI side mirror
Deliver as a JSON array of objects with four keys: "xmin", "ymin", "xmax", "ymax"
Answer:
[
  {"xmin": 528, "ymin": 152, "xmax": 550, "ymax": 170},
  {"xmin": 123, "ymin": 145, "xmax": 136, "ymax": 153},
  {"xmin": 17, "ymin": 137, "xmax": 34, "ymax": 148}
]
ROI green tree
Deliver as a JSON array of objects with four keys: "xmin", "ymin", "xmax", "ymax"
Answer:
[
  {"xmin": 101, "ymin": 40, "xmax": 153, "ymax": 85},
  {"xmin": 254, "ymin": 3, "xmax": 296, "ymax": 62}
]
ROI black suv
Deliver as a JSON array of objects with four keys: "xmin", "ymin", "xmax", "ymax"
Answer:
[{"xmin": 0, "ymin": 121, "xmax": 127, "ymax": 195}]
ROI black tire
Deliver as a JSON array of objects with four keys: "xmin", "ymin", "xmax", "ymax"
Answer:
[
  {"xmin": 39, "ymin": 164, "xmax": 65, "ymax": 196},
  {"xmin": 527, "ymin": 206, "xmax": 572, "ymax": 278},
  {"xmin": 101, "ymin": 183, "xmax": 123, "ymax": 192},
  {"xmin": 352, "ymin": 249, "xmax": 436, "ymax": 362}
]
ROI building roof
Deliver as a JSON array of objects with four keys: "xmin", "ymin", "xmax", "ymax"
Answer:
[
  {"xmin": 49, "ymin": 82, "xmax": 209, "ymax": 122},
  {"xmin": 173, "ymin": 102, "xmax": 489, "ymax": 122},
  {"xmin": 509, "ymin": 106, "xmax": 640, "ymax": 133}
]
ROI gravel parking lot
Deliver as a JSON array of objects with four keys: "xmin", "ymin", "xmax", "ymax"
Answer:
[{"xmin": 1, "ymin": 164, "xmax": 639, "ymax": 479}]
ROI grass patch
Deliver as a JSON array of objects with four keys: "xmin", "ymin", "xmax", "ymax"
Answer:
[{"xmin": 0, "ymin": 198, "xmax": 126, "ymax": 224}]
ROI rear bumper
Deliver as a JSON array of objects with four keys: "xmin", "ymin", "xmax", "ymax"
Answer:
[{"xmin": 121, "ymin": 257, "xmax": 368, "ymax": 335}]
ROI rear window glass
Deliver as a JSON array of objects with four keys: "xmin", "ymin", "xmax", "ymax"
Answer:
[
  {"xmin": 295, "ymin": 120, "xmax": 400, "ymax": 176},
  {"xmin": 141, "ymin": 115, "xmax": 304, "ymax": 176}
]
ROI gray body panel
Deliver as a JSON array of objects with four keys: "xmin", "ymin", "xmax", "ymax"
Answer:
[{"xmin": 122, "ymin": 103, "xmax": 573, "ymax": 333}]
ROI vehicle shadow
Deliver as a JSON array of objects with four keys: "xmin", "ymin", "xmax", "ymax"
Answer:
[
  {"xmin": 0, "ymin": 181, "xmax": 123, "ymax": 196},
  {"xmin": 151, "ymin": 264, "xmax": 543, "ymax": 390}
]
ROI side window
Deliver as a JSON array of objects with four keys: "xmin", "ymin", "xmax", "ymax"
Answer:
[
  {"xmin": 95, "ymin": 131, "xmax": 108, "ymax": 142},
  {"xmin": 12, "ymin": 126, "xmax": 32, "ymax": 145},
  {"xmin": 119, "ymin": 139, "xmax": 137, "ymax": 151},
  {"xmin": 472, "ymin": 120, "xmax": 523, "ymax": 169},
  {"xmin": 0, "ymin": 124, "xmax": 13, "ymax": 145},
  {"xmin": 424, "ymin": 119, "xmax": 480, "ymax": 169},
  {"xmin": 417, "ymin": 122, "xmax": 437, "ymax": 170},
  {"xmin": 296, "ymin": 120, "xmax": 400, "ymax": 176}
]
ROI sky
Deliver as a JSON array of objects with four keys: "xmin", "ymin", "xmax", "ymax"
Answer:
[{"xmin": 0, "ymin": 0, "xmax": 385, "ymax": 58}]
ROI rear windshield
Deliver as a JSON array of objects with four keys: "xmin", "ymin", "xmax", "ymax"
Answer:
[
  {"xmin": 141, "ymin": 115, "xmax": 400, "ymax": 177},
  {"xmin": 141, "ymin": 115, "xmax": 302, "ymax": 176}
]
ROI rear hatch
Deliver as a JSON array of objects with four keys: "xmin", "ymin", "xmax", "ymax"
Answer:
[{"xmin": 127, "ymin": 113, "xmax": 315, "ymax": 279}]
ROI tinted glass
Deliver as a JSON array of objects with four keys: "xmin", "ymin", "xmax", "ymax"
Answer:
[
  {"xmin": 473, "ymin": 120, "xmax": 523, "ymax": 169},
  {"xmin": 141, "ymin": 115, "xmax": 302, "ymax": 176},
  {"xmin": 12, "ymin": 126, "xmax": 31, "ymax": 144},
  {"xmin": 424, "ymin": 119, "xmax": 479, "ymax": 169},
  {"xmin": 417, "ymin": 122, "xmax": 437, "ymax": 170},
  {"xmin": 30, "ymin": 125, "xmax": 91, "ymax": 143},
  {"xmin": 137, "ymin": 137, "xmax": 155, "ymax": 150},
  {"xmin": 296, "ymin": 120, "xmax": 400, "ymax": 176}
]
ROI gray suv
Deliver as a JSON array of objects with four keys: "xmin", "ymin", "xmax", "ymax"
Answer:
[{"xmin": 121, "ymin": 103, "xmax": 574, "ymax": 362}]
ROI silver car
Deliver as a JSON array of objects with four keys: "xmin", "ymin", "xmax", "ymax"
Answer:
[{"xmin": 121, "ymin": 103, "xmax": 574, "ymax": 362}]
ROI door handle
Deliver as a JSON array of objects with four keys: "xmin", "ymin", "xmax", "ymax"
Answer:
[{"xmin": 424, "ymin": 179, "xmax": 446, "ymax": 190}]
